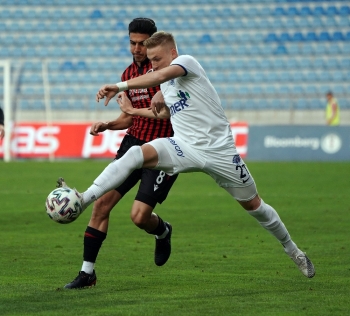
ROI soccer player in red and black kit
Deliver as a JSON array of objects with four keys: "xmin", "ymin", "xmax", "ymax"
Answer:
[{"xmin": 63, "ymin": 18, "xmax": 176, "ymax": 289}]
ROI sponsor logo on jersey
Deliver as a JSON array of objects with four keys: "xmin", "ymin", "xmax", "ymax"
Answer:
[
  {"xmin": 128, "ymin": 88, "xmax": 150, "ymax": 102},
  {"xmin": 167, "ymin": 137, "xmax": 185, "ymax": 157},
  {"xmin": 169, "ymin": 90, "xmax": 191, "ymax": 116}
]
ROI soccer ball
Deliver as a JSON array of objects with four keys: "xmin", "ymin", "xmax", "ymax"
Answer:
[{"xmin": 45, "ymin": 187, "xmax": 83, "ymax": 224}]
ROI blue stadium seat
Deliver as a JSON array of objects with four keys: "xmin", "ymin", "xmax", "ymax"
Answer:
[
  {"xmin": 273, "ymin": 7, "xmax": 285, "ymax": 16},
  {"xmin": 291, "ymin": 32, "xmax": 305, "ymax": 42},
  {"xmin": 300, "ymin": 44, "xmax": 314, "ymax": 55},
  {"xmin": 286, "ymin": 7, "xmax": 299, "ymax": 16},
  {"xmin": 251, "ymin": 85, "xmax": 264, "ymax": 94},
  {"xmin": 199, "ymin": 34, "xmax": 212, "ymax": 44},
  {"xmin": 60, "ymin": 61, "xmax": 74, "ymax": 71},
  {"xmin": 330, "ymin": 72, "xmax": 344, "ymax": 82},
  {"xmin": 325, "ymin": 58, "xmax": 340, "ymax": 69},
  {"xmin": 285, "ymin": 58, "xmax": 298, "ymax": 69},
  {"xmin": 311, "ymin": 58, "xmax": 326, "ymax": 70},
  {"xmin": 314, "ymin": 44, "xmax": 327, "ymax": 55},
  {"xmin": 90, "ymin": 9, "xmax": 103, "ymax": 19},
  {"xmin": 252, "ymin": 72, "xmax": 265, "ymax": 82},
  {"xmin": 76, "ymin": 61, "xmax": 88, "ymax": 71},
  {"xmin": 338, "ymin": 17, "xmax": 350, "ymax": 28},
  {"xmin": 277, "ymin": 85, "xmax": 291, "ymax": 95},
  {"xmin": 298, "ymin": 58, "xmax": 312, "ymax": 69},
  {"xmin": 325, "ymin": 6, "xmax": 338, "ymax": 16},
  {"xmin": 265, "ymin": 33, "xmax": 278, "ymax": 43},
  {"xmin": 259, "ymin": 59, "xmax": 272, "ymax": 70},
  {"xmin": 305, "ymin": 32, "xmax": 318, "ymax": 42},
  {"xmin": 300, "ymin": 6, "xmax": 312, "ymax": 16},
  {"xmin": 313, "ymin": 6, "xmax": 326, "ymax": 16},
  {"xmin": 305, "ymin": 85, "xmax": 318, "ymax": 95},
  {"xmin": 294, "ymin": 99, "xmax": 309, "ymax": 110},
  {"xmin": 339, "ymin": 58, "xmax": 350, "ymax": 69},
  {"xmin": 345, "ymin": 32, "xmax": 350, "ymax": 41},
  {"xmin": 339, "ymin": 5, "xmax": 350, "ymax": 16},
  {"xmin": 327, "ymin": 44, "xmax": 341, "ymax": 55},
  {"xmin": 324, "ymin": 17, "xmax": 338, "ymax": 28},
  {"xmin": 291, "ymin": 72, "xmax": 304, "ymax": 83},
  {"xmin": 279, "ymin": 32, "xmax": 292, "ymax": 42},
  {"xmin": 341, "ymin": 43, "xmax": 350, "ymax": 55},
  {"xmin": 283, "ymin": 18, "xmax": 297, "ymax": 29},
  {"xmin": 304, "ymin": 72, "xmax": 319, "ymax": 82},
  {"xmin": 311, "ymin": 18, "xmax": 324, "ymax": 28},
  {"xmin": 265, "ymin": 72, "xmax": 278, "ymax": 83}
]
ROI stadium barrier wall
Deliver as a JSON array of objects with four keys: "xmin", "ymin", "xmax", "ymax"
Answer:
[
  {"xmin": 0, "ymin": 122, "xmax": 348, "ymax": 161},
  {"xmin": 247, "ymin": 125, "xmax": 350, "ymax": 161},
  {"xmin": 0, "ymin": 122, "xmax": 248, "ymax": 159}
]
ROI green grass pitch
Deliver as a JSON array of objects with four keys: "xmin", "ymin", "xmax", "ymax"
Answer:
[{"xmin": 0, "ymin": 160, "xmax": 349, "ymax": 316}]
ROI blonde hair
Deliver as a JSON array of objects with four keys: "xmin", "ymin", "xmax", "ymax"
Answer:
[{"xmin": 143, "ymin": 31, "xmax": 176, "ymax": 49}]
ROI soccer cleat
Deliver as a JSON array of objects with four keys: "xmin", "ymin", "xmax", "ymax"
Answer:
[
  {"xmin": 154, "ymin": 222, "xmax": 172, "ymax": 266},
  {"xmin": 56, "ymin": 177, "xmax": 68, "ymax": 188},
  {"xmin": 56, "ymin": 177, "xmax": 85, "ymax": 211},
  {"xmin": 288, "ymin": 249, "xmax": 315, "ymax": 278},
  {"xmin": 64, "ymin": 270, "xmax": 97, "ymax": 289}
]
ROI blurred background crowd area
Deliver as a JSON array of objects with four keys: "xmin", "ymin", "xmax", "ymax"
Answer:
[{"xmin": 0, "ymin": 0, "xmax": 349, "ymax": 124}]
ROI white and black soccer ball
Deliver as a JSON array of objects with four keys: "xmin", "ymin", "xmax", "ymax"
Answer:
[{"xmin": 45, "ymin": 187, "xmax": 83, "ymax": 224}]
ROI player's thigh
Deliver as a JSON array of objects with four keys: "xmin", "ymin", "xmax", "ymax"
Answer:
[
  {"xmin": 115, "ymin": 168, "xmax": 143, "ymax": 196},
  {"xmin": 204, "ymin": 150, "xmax": 255, "ymax": 188},
  {"xmin": 149, "ymin": 137, "xmax": 205, "ymax": 175},
  {"xmin": 136, "ymin": 168, "xmax": 178, "ymax": 208},
  {"xmin": 223, "ymin": 183, "xmax": 258, "ymax": 203}
]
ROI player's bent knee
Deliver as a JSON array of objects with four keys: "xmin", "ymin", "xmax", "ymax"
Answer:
[
  {"xmin": 130, "ymin": 211, "xmax": 149, "ymax": 229},
  {"xmin": 239, "ymin": 195, "xmax": 261, "ymax": 211}
]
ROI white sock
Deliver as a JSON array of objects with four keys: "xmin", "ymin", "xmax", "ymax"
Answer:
[
  {"xmin": 81, "ymin": 146, "xmax": 144, "ymax": 209},
  {"xmin": 247, "ymin": 199, "xmax": 298, "ymax": 254},
  {"xmin": 81, "ymin": 261, "xmax": 94, "ymax": 274}
]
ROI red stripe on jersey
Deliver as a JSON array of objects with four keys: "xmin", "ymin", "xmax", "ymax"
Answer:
[{"xmin": 121, "ymin": 59, "xmax": 173, "ymax": 142}]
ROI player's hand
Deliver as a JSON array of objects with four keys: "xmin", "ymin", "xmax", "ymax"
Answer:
[
  {"xmin": 151, "ymin": 91, "xmax": 165, "ymax": 117},
  {"xmin": 96, "ymin": 84, "xmax": 119, "ymax": 106},
  {"xmin": 90, "ymin": 121, "xmax": 108, "ymax": 136},
  {"xmin": 0, "ymin": 125, "xmax": 4, "ymax": 140},
  {"xmin": 117, "ymin": 93, "xmax": 134, "ymax": 115}
]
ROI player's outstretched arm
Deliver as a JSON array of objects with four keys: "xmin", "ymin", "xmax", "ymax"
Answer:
[
  {"xmin": 96, "ymin": 65, "xmax": 185, "ymax": 105},
  {"xmin": 118, "ymin": 93, "xmax": 170, "ymax": 119}
]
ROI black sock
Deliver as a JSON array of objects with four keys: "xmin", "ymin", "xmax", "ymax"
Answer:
[
  {"xmin": 147, "ymin": 215, "xmax": 166, "ymax": 236},
  {"xmin": 83, "ymin": 226, "xmax": 107, "ymax": 263}
]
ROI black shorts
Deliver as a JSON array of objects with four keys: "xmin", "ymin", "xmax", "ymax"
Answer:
[{"xmin": 114, "ymin": 134, "xmax": 178, "ymax": 208}]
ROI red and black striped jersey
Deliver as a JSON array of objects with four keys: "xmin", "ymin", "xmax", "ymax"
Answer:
[{"xmin": 121, "ymin": 58, "xmax": 173, "ymax": 142}]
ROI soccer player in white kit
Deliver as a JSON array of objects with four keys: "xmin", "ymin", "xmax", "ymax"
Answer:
[{"xmin": 63, "ymin": 31, "xmax": 315, "ymax": 278}]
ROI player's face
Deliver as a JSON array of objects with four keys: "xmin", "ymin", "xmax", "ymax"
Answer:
[
  {"xmin": 129, "ymin": 33, "xmax": 150, "ymax": 64},
  {"xmin": 147, "ymin": 45, "xmax": 177, "ymax": 71}
]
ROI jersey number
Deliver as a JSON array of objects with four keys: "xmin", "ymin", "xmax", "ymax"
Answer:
[{"xmin": 236, "ymin": 164, "xmax": 250, "ymax": 183}]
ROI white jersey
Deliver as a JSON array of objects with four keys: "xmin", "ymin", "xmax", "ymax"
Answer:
[{"xmin": 160, "ymin": 55, "xmax": 235, "ymax": 150}]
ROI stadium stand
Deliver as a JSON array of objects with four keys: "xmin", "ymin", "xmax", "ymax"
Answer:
[{"xmin": 0, "ymin": 0, "xmax": 349, "ymax": 112}]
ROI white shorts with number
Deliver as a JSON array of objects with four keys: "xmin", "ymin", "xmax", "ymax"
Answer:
[{"xmin": 148, "ymin": 137, "xmax": 258, "ymax": 202}]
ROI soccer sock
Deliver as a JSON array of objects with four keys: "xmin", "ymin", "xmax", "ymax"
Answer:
[
  {"xmin": 247, "ymin": 199, "xmax": 298, "ymax": 254},
  {"xmin": 81, "ymin": 226, "xmax": 107, "ymax": 274},
  {"xmin": 147, "ymin": 215, "xmax": 168, "ymax": 239},
  {"xmin": 82, "ymin": 146, "xmax": 144, "ymax": 209}
]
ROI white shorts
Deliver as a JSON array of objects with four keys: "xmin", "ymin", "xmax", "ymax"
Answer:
[{"xmin": 148, "ymin": 137, "xmax": 258, "ymax": 202}]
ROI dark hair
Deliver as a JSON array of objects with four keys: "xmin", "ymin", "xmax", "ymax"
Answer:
[
  {"xmin": 326, "ymin": 91, "xmax": 333, "ymax": 96},
  {"xmin": 128, "ymin": 18, "xmax": 157, "ymax": 36}
]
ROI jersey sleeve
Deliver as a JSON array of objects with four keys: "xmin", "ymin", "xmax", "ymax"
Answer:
[{"xmin": 170, "ymin": 55, "xmax": 201, "ymax": 79}]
